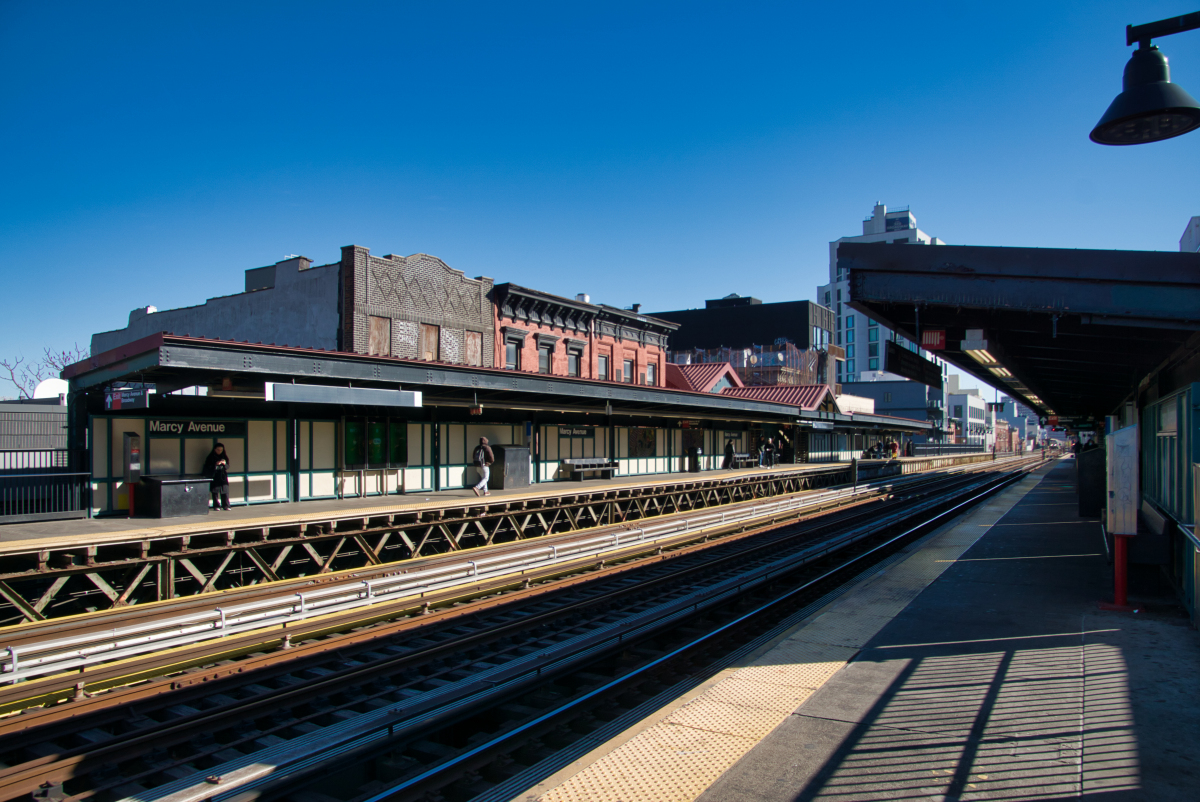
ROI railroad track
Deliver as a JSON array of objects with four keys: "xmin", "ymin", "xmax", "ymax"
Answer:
[
  {"xmin": 0, "ymin": 456, "xmax": 1045, "ymax": 802},
  {"xmin": 0, "ymin": 455, "xmax": 1028, "ymax": 712}
]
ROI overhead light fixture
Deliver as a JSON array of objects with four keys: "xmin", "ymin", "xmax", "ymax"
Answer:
[
  {"xmin": 1091, "ymin": 12, "xmax": 1200, "ymax": 145},
  {"xmin": 989, "ymin": 366, "xmax": 1014, "ymax": 379}
]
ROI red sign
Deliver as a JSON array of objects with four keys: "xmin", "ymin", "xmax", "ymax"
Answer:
[
  {"xmin": 1048, "ymin": 415, "xmax": 1059, "ymax": 426},
  {"xmin": 921, "ymin": 330, "xmax": 946, "ymax": 350}
]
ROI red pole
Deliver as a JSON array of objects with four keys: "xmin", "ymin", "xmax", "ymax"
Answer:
[{"xmin": 1113, "ymin": 534, "xmax": 1129, "ymax": 607}]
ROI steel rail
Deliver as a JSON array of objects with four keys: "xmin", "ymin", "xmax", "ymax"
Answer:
[
  {"xmin": 357, "ymin": 463, "xmax": 1037, "ymax": 802},
  {"xmin": 2, "ymin": 459, "xmax": 1029, "ymax": 685},
  {"xmin": 0, "ymin": 463, "xmax": 1041, "ymax": 800},
  {"xmin": 127, "ymin": 464, "xmax": 1038, "ymax": 802}
]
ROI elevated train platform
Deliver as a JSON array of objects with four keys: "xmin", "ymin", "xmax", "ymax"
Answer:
[
  {"xmin": 0, "ymin": 454, "xmax": 1011, "ymax": 626},
  {"xmin": 521, "ymin": 458, "xmax": 1200, "ymax": 802}
]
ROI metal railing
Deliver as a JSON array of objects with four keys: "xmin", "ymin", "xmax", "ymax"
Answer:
[
  {"xmin": 913, "ymin": 444, "xmax": 988, "ymax": 456},
  {"xmin": 0, "ymin": 471, "xmax": 90, "ymax": 524},
  {"xmin": 0, "ymin": 450, "xmax": 71, "ymax": 471}
]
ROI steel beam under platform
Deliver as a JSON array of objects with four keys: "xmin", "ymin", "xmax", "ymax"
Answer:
[{"xmin": 0, "ymin": 464, "xmax": 857, "ymax": 625}]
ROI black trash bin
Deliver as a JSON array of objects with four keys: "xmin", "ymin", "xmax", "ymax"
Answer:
[
  {"xmin": 686, "ymin": 447, "xmax": 702, "ymax": 473},
  {"xmin": 489, "ymin": 445, "xmax": 531, "ymax": 490},
  {"xmin": 138, "ymin": 476, "xmax": 211, "ymax": 518}
]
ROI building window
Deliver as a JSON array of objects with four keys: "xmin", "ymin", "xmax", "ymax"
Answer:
[
  {"xmin": 836, "ymin": 289, "xmax": 842, "ymax": 300},
  {"xmin": 538, "ymin": 345, "xmax": 552, "ymax": 374},
  {"xmin": 847, "ymin": 360, "xmax": 856, "ymax": 374},
  {"xmin": 868, "ymin": 358, "xmax": 879, "ymax": 371},
  {"xmin": 954, "ymin": 405, "xmax": 963, "ymax": 418},
  {"xmin": 868, "ymin": 343, "xmax": 878, "ymax": 357},
  {"xmin": 598, "ymin": 353, "xmax": 610, "ymax": 380},
  {"xmin": 824, "ymin": 291, "xmax": 830, "ymax": 305},
  {"xmin": 646, "ymin": 362, "xmax": 657, "ymax": 386},
  {"xmin": 419, "ymin": 323, "xmax": 439, "ymax": 361},
  {"xmin": 568, "ymin": 351, "xmax": 580, "ymax": 377},
  {"xmin": 847, "ymin": 344, "xmax": 855, "ymax": 358},
  {"xmin": 846, "ymin": 315, "xmax": 854, "ymax": 328},
  {"xmin": 836, "ymin": 316, "xmax": 841, "ymax": 330},
  {"xmin": 845, "ymin": 329, "xmax": 854, "ymax": 343},
  {"xmin": 868, "ymin": 328, "xmax": 879, "ymax": 342},
  {"xmin": 836, "ymin": 331, "xmax": 842, "ymax": 345},
  {"xmin": 884, "ymin": 392, "xmax": 892, "ymax": 402},
  {"xmin": 624, "ymin": 359, "xmax": 634, "ymax": 383},
  {"xmin": 505, "ymin": 340, "xmax": 520, "ymax": 370}
]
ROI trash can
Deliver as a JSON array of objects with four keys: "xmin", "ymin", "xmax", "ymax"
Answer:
[
  {"xmin": 489, "ymin": 445, "xmax": 531, "ymax": 490},
  {"xmin": 138, "ymin": 476, "xmax": 211, "ymax": 518},
  {"xmin": 687, "ymin": 447, "xmax": 702, "ymax": 473}
]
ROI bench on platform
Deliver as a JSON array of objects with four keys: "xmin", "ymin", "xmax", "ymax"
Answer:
[{"xmin": 562, "ymin": 458, "xmax": 618, "ymax": 481}]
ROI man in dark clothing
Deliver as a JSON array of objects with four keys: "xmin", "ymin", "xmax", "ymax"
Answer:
[
  {"xmin": 472, "ymin": 437, "xmax": 495, "ymax": 496},
  {"xmin": 203, "ymin": 442, "xmax": 231, "ymax": 511},
  {"xmin": 723, "ymin": 440, "xmax": 735, "ymax": 469}
]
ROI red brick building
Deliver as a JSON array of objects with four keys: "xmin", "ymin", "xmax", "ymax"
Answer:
[{"xmin": 491, "ymin": 284, "xmax": 678, "ymax": 386}]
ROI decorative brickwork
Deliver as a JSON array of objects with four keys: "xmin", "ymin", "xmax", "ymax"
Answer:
[{"xmin": 340, "ymin": 246, "xmax": 495, "ymax": 367}]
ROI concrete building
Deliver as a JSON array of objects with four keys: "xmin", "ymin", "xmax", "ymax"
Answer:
[
  {"xmin": 816, "ymin": 203, "xmax": 948, "ymax": 384},
  {"xmin": 839, "ymin": 379, "xmax": 947, "ymax": 443},
  {"xmin": 1180, "ymin": 215, "xmax": 1200, "ymax": 252},
  {"xmin": 651, "ymin": 295, "xmax": 841, "ymax": 387},
  {"xmin": 947, "ymin": 391, "xmax": 988, "ymax": 446}
]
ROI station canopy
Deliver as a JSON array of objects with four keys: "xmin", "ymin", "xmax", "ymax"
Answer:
[{"xmin": 840, "ymin": 242, "xmax": 1200, "ymax": 424}]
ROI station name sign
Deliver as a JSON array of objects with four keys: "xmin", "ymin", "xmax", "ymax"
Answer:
[
  {"xmin": 148, "ymin": 419, "xmax": 248, "ymax": 437},
  {"xmin": 557, "ymin": 426, "xmax": 595, "ymax": 437},
  {"xmin": 884, "ymin": 340, "xmax": 943, "ymax": 389}
]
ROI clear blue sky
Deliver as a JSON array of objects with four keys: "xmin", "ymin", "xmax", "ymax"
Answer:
[{"xmin": 2, "ymin": 0, "xmax": 1198, "ymax": 388}]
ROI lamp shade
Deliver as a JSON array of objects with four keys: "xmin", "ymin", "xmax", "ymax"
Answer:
[{"xmin": 1090, "ymin": 45, "xmax": 1200, "ymax": 145}]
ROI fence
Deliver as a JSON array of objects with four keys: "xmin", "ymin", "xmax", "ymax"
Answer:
[
  {"xmin": 0, "ymin": 449, "xmax": 71, "ymax": 471},
  {"xmin": 0, "ymin": 471, "xmax": 91, "ymax": 524},
  {"xmin": 914, "ymin": 444, "xmax": 989, "ymax": 456}
]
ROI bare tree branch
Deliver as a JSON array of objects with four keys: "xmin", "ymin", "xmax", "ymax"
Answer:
[{"xmin": 0, "ymin": 344, "xmax": 90, "ymax": 399}]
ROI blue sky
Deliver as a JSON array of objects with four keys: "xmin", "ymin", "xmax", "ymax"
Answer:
[{"xmin": 2, "ymin": 0, "xmax": 1198, "ymax": 393}]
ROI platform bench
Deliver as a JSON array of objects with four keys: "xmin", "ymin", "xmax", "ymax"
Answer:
[{"xmin": 562, "ymin": 458, "xmax": 618, "ymax": 481}]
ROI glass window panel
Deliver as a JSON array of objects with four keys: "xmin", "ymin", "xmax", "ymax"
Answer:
[
  {"xmin": 367, "ymin": 421, "xmax": 386, "ymax": 466},
  {"xmin": 345, "ymin": 420, "xmax": 365, "ymax": 468}
]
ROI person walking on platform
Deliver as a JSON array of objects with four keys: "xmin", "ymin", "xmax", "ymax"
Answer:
[
  {"xmin": 472, "ymin": 437, "xmax": 495, "ymax": 496},
  {"xmin": 203, "ymin": 443, "xmax": 231, "ymax": 511},
  {"xmin": 722, "ymin": 440, "xmax": 735, "ymax": 469}
]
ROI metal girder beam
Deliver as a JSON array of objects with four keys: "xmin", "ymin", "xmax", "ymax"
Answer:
[{"xmin": 0, "ymin": 581, "xmax": 45, "ymax": 623}]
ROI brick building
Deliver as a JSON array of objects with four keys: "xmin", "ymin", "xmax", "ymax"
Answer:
[{"xmin": 492, "ymin": 284, "xmax": 677, "ymax": 386}]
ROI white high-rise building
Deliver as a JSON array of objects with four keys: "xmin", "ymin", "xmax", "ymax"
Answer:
[{"xmin": 817, "ymin": 203, "xmax": 947, "ymax": 384}]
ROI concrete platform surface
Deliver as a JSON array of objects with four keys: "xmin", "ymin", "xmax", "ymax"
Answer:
[{"xmin": 523, "ymin": 459, "xmax": 1200, "ymax": 802}]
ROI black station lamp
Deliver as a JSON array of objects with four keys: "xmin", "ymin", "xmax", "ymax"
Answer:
[{"xmin": 1091, "ymin": 11, "xmax": 1200, "ymax": 145}]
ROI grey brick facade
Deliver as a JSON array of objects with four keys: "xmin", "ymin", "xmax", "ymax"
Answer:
[{"xmin": 339, "ymin": 246, "xmax": 495, "ymax": 367}]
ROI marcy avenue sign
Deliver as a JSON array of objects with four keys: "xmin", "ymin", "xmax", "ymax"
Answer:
[{"xmin": 148, "ymin": 419, "xmax": 248, "ymax": 437}]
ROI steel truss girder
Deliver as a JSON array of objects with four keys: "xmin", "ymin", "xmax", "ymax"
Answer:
[{"xmin": 0, "ymin": 466, "xmax": 849, "ymax": 625}]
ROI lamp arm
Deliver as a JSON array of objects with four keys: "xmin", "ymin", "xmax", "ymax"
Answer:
[{"xmin": 1128, "ymin": 11, "xmax": 1200, "ymax": 48}]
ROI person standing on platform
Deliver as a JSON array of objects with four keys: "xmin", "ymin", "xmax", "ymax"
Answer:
[
  {"xmin": 764, "ymin": 437, "xmax": 775, "ymax": 467},
  {"xmin": 203, "ymin": 443, "xmax": 231, "ymax": 511},
  {"xmin": 472, "ymin": 437, "xmax": 495, "ymax": 496},
  {"xmin": 723, "ymin": 439, "xmax": 735, "ymax": 469}
]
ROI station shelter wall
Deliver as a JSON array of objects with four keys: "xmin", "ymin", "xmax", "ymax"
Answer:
[
  {"xmin": 808, "ymin": 431, "xmax": 855, "ymax": 462},
  {"xmin": 1141, "ymin": 383, "xmax": 1199, "ymax": 622},
  {"xmin": 90, "ymin": 415, "xmax": 293, "ymax": 515}
]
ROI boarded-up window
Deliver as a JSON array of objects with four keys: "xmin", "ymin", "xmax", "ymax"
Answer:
[
  {"xmin": 368, "ymin": 316, "xmax": 391, "ymax": 356},
  {"xmin": 464, "ymin": 331, "xmax": 482, "ymax": 366},
  {"xmin": 419, "ymin": 324, "xmax": 439, "ymax": 361}
]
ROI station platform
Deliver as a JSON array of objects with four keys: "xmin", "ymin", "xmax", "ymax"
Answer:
[
  {"xmin": 0, "ymin": 461, "xmax": 844, "ymax": 551},
  {"xmin": 520, "ymin": 458, "xmax": 1200, "ymax": 801}
]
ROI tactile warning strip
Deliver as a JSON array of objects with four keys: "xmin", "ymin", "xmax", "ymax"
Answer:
[{"xmin": 533, "ymin": 469, "xmax": 1049, "ymax": 802}]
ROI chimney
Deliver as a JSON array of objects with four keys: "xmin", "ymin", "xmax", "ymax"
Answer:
[
  {"xmin": 576, "ymin": 293, "xmax": 590, "ymax": 303},
  {"xmin": 631, "ymin": 303, "xmax": 641, "ymax": 314}
]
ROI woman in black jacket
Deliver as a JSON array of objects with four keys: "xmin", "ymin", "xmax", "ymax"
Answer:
[{"xmin": 203, "ymin": 443, "xmax": 231, "ymax": 511}]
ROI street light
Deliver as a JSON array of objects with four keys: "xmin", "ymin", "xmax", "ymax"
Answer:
[{"xmin": 1091, "ymin": 11, "xmax": 1200, "ymax": 145}]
